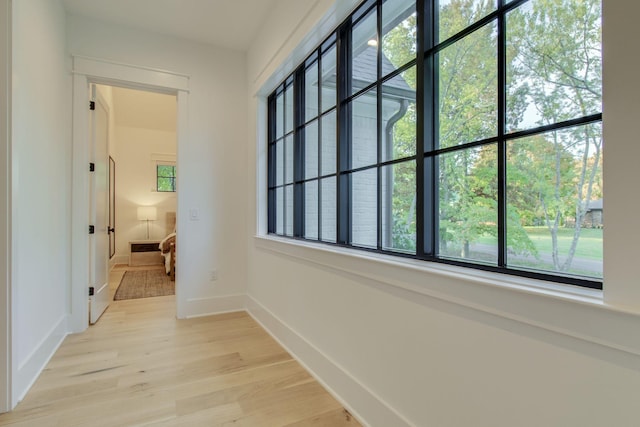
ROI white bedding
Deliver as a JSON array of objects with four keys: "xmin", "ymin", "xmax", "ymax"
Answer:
[{"xmin": 159, "ymin": 232, "xmax": 176, "ymax": 274}]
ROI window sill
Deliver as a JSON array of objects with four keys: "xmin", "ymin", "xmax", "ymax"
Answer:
[{"xmin": 254, "ymin": 234, "xmax": 640, "ymax": 360}]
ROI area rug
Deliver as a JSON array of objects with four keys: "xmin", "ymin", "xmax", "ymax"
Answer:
[{"xmin": 114, "ymin": 268, "xmax": 175, "ymax": 301}]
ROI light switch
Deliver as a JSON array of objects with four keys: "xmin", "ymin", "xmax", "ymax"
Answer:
[{"xmin": 189, "ymin": 208, "xmax": 199, "ymax": 220}]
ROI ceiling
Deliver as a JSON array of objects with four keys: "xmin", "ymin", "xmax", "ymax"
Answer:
[
  {"xmin": 63, "ymin": 0, "xmax": 279, "ymax": 51},
  {"xmin": 110, "ymin": 86, "xmax": 177, "ymax": 132}
]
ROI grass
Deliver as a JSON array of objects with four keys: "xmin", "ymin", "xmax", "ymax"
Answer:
[
  {"xmin": 463, "ymin": 226, "xmax": 603, "ymax": 278},
  {"xmin": 474, "ymin": 226, "xmax": 602, "ymax": 260},
  {"xmin": 522, "ymin": 226, "xmax": 603, "ymax": 261}
]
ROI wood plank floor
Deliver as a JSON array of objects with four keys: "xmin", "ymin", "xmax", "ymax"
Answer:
[{"xmin": 0, "ymin": 266, "xmax": 360, "ymax": 426}]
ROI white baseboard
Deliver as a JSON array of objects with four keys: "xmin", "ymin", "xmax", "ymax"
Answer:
[
  {"xmin": 13, "ymin": 314, "xmax": 68, "ymax": 407},
  {"xmin": 110, "ymin": 255, "xmax": 128, "ymax": 268},
  {"xmin": 183, "ymin": 294, "xmax": 246, "ymax": 319},
  {"xmin": 245, "ymin": 296, "xmax": 411, "ymax": 427}
]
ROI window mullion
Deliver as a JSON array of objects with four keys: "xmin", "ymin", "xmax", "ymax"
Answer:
[
  {"xmin": 317, "ymin": 52, "xmax": 322, "ymax": 240},
  {"xmin": 421, "ymin": 0, "xmax": 436, "ymax": 257},
  {"xmin": 267, "ymin": 94, "xmax": 276, "ymax": 234},
  {"xmin": 293, "ymin": 66, "xmax": 305, "ymax": 238},
  {"xmin": 337, "ymin": 24, "xmax": 351, "ymax": 245},
  {"xmin": 376, "ymin": 0, "xmax": 383, "ymax": 251},
  {"xmin": 497, "ymin": 1, "xmax": 507, "ymax": 268}
]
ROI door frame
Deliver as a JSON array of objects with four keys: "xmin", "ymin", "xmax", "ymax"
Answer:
[
  {"xmin": 69, "ymin": 56, "xmax": 189, "ymax": 333},
  {"xmin": 0, "ymin": 0, "xmax": 11, "ymax": 413}
]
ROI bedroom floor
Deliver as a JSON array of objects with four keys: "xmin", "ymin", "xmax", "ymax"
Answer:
[{"xmin": 0, "ymin": 265, "xmax": 360, "ymax": 426}]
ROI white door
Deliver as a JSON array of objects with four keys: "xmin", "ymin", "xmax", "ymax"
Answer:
[{"xmin": 89, "ymin": 85, "xmax": 110, "ymax": 324}]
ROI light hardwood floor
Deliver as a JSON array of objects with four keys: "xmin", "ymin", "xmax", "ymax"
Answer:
[{"xmin": 0, "ymin": 266, "xmax": 360, "ymax": 426}]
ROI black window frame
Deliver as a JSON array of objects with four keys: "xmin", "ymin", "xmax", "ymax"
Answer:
[{"xmin": 267, "ymin": 0, "xmax": 603, "ymax": 290}]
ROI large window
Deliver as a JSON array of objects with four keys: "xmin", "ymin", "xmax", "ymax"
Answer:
[{"xmin": 267, "ymin": 0, "xmax": 602, "ymax": 289}]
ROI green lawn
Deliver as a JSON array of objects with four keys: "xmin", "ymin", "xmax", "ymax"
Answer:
[
  {"xmin": 522, "ymin": 226, "xmax": 603, "ymax": 260},
  {"xmin": 474, "ymin": 227, "xmax": 602, "ymax": 260},
  {"xmin": 446, "ymin": 226, "xmax": 602, "ymax": 277}
]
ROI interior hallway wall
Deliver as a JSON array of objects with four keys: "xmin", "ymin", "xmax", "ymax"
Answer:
[
  {"xmin": 67, "ymin": 14, "xmax": 249, "ymax": 317},
  {"xmin": 11, "ymin": 0, "xmax": 71, "ymax": 406},
  {"xmin": 245, "ymin": 1, "xmax": 640, "ymax": 426},
  {"xmin": 0, "ymin": 0, "xmax": 11, "ymax": 413}
]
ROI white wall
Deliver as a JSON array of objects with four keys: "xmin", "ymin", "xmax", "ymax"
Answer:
[
  {"xmin": 67, "ymin": 15, "xmax": 248, "ymax": 317},
  {"xmin": 0, "ymin": 0, "xmax": 11, "ymax": 413},
  {"xmin": 246, "ymin": 1, "xmax": 640, "ymax": 426},
  {"xmin": 11, "ymin": 0, "xmax": 71, "ymax": 406},
  {"xmin": 113, "ymin": 125, "xmax": 177, "ymax": 259}
]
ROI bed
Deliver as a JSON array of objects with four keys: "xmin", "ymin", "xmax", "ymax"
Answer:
[{"xmin": 159, "ymin": 212, "xmax": 176, "ymax": 281}]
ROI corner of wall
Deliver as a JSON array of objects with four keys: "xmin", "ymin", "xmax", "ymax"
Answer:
[
  {"xmin": 13, "ymin": 315, "xmax": 67, "ymax": 407},
  {"xmin": 245, "ymin": 295, "xmax": 411, "ymax": 427}
]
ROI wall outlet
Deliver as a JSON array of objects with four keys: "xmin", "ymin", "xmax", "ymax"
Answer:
[{"xmin": 209, "ymin": 270, "xmax": 218, "ymax": 281}]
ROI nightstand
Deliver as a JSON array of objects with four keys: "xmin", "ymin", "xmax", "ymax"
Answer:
[{"xmin": 129, "ymin": 240, "xmax": 162, "ymax": 266}]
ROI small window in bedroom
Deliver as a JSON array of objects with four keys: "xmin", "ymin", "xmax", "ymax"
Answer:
[{"xmin": 157, "ymin": 163, "xmax": 176, "ymax": 192}]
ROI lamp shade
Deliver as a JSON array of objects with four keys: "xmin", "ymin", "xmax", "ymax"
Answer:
[{"xmin": 137, "ymin": 206, "xmax": 157, "ymax": 221}]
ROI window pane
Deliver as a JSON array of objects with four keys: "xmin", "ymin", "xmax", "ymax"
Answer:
[
  {"xmin": 305, "ymin": 62, "xmax": 319, "ymax": 121},
  {"xmin": 506, "ymin": 0, "xmax": 602, "ymax": 132},
  {"xmin": 285, "ymin": 184, "xmax": 294, "ymax": 236},
  {"xmin": 382, "ymin": 160, "xmax": 416, "ymax": 253},
  {"xmin": 352, "ymin": 89, "xmax": 378, "ymax": 169},
  {"xmin": 157, "ymin": 165, "xmax": 174, "ymax": 176},
  {"xmin": 305, "ymin": 180, "xmax": 319, "ymax": 240},
  {"xmin": 276, "ymin": 187, "xmax": 284, "ymax": 235},
  {"xmin": 321, "ymin": 45, "xmax": 337, "ymax": 112},
  {"xmin": 382, "ymin": 0, "xmax": 416, "ymax": 73},
  {"xmin": 285, "ymin": 85, "xmax": 294, "ymax": 134},
  {"xmin": 506, "ymin": 123, "xmax": 602, "ymax": 278},
  {"xmin": 285, "ymin": 135, "xmax": 294, "ymax": 184},
  {"xmin": 305, "ymin": 120, "xmax": 319, "ymax": 180},
  {"xmin": 352, "ymin": 7, "xmax": 378, "ymax": 95},
  {"xmin": 276, "ymin": 139, "xmax": 284, "ymax": 186},
  {"xmin": 438, "ymin": 0, "xmax": 497, "ymax": 42},
  {"xmin": 382, "ymin": 66, "xmax": 416, "ymax": 161},
  {"xmin": 437, "ymin": 20, "xmax": 497, "ymax": 149},
  {"xmin": 352, "ymin": 168, "xmax": 378, "ymax": 248},
  {"xmin": 276, "ymin": 92, "xmax": 284, "ymax": 139},
  {"xmin": 438, "ymin": 145, "xmax": 498, "ymax": 265},
  {"xmin": 321, "ymin": 111, "xmax": 336, "ymax": 175},
  {"xmin": 320, "ymin": 177, "xmax": 337, "ymax": 242},
  {"xmin": 157, "ymin": 177, "xmax": 174, "ymax": 192}
]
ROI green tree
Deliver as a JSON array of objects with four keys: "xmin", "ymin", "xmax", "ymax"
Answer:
[
  {"xmin": 382, "ymin": 10, "xmax": 418, "ymax": 250},
  {"xmin": 377, "ymin": 0, "xmax": 602, "ymax": 272},
  {"xmin": 507, "ymin": 0, "xmax": 602, "ymax": 273},
  {"xmin": 437, "ymin": 0, "xmax": 506, "ymax": 259}
]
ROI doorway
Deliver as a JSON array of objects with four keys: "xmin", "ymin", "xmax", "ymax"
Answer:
[
  {"xmin": 90, "ymin": 84, "xmax": 178, "ymax": 320},
  {"xmin": 70, "ymin": 56, "xmax": 189, "ymax": 334}
]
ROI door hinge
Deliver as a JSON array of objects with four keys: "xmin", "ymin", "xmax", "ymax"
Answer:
[
  {"xmin": 89, "ymin": 287, "xmax": 94, "ymax": 296},
  {"xmin": 89, "ymin": 225, "xmax": 95, "ymax": 234},
  {"xmin": 89, "ymin": 101, "xmax": 95, "ymax": 111},
  {"xmin": 89, "ymin": 162, "xmax": 95, "ymax": 172}
]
